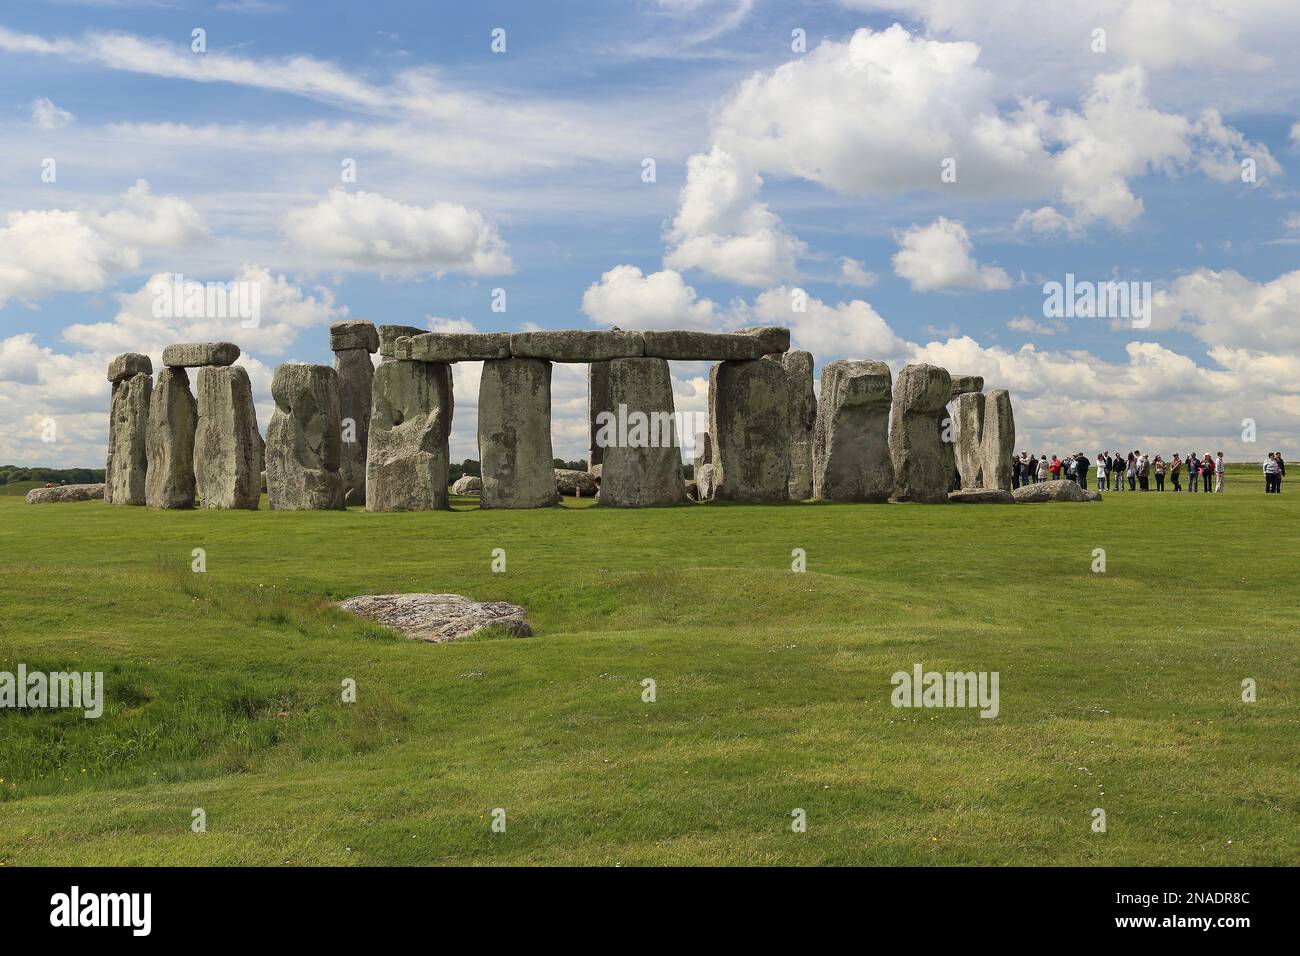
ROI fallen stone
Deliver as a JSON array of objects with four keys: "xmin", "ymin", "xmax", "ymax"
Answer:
[
  {"xmin": 812, "ymin": 360, "xmax": 894, "ymax": 502},
  {"xmin": 333, "ymin": 347, "xmax": 375, "ymax": 506},
  {"xmin": 338, "ymin": 593, "xmax": 532, "ymax": 643},
  {"xmin": 509, "ymin": 329, "xmax": 643, "ymax": 362},
  {"xmin": 479, "ymin": 358, "xmax": 558, "ymax": 508},
  {"xmin": 395, "ymin": 331, "xmax": 510, "ymax": 362},
  {"xmin": 107, "ymin": 352, "xmax": 152, "ymax": 384},
  {"xmin": 378, "ymin": 324, "xmax": 426, "ymax": 361},
  {"xmin": 597, "ymin": 357, "xmax": 687, "ymax": 507},
  {"xmin": 780, "ymin": 350, "xmax": 817, "ymax": 500},
  {"xmin": 194, "ymin": 365, "xmax": 262, "ymax": 510},
  {"xmin": 733, "ymin": 326, "xmax": 791, "ymax": 355},
  {"xmin": 1013, "ymin": 479, "xmax": 1090, "ymax": 503},
  {"xmin": 106, "ymin": 371, "xmax": 152, "ymax": 505},
  {"xmin": 888, "ymin": 363, "xmax": 952, "ymax": 504},
  {"xmin": 367, "ymin": 360, "xmax": 452, "ymax": 511},
  {"xmin": 953, "ymin": 392, "xmax": 986, "ymax": 490},
  {"xmin": 641, "ymin": 330, "xmax": 768, "ymax": 361},
  {"xmin": 1084, "ymin": 488, "xmax": 1103, "ymax": 502},
  {"xmin": 949, "ymin": 375, "xmax": 984, "ymax": 399},
  {"xmin": 947, "ymin": 488, "xmax": 1015, "ymax": 504},
  {"xmin": 161, "ymin": 342, "xmax": 240, "ymax": 368},
  {"xmin": 452, "ymin": 474, "xmax": 482, "ymax": 495},
  {"xmin": 979, "ymin": 389, "xmax": 1016, "ymax": 492},
  {"xmin": 266, "ymin": 363, "xmax": 345, "ymax": 511},
  {"xmin": 709, "ymin": 359, "xmax": 790, "ymax": 502},
  {"xmin": 556, "ymin": 468, "xmax": 599, "ymax": 497},
  {"xmin": 26, "ymin": 483, "xmax": 105, "ymax": 504},
  {"xmin": 329, "ymin": 320, "xmax": 379, "ymax": 353},
  {"xmin": 145, "ymin": 366, "xmax": 197, "ymax": 508}
]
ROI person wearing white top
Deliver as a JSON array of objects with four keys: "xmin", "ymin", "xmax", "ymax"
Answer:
[
  {"xmin": 1215, "ymin": 453, "xmax": 1225, "ymax": 493},
  {"xmin": 1095, "ymin": 455, "xmax": 1105, "ymax": 489}
]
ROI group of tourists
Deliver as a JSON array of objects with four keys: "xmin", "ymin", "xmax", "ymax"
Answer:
[{"xmin": 1010, "ymin": 450, "xmax": 1286, "ymax": 494}]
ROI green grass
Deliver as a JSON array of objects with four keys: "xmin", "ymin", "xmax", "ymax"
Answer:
[
  {"xmin": 0, "ymin": 481, "xmax": 45, "ymax": 497},
  {"xmin": 0, "ymin": 466, "xmax": 1296, "ymax": 865}
]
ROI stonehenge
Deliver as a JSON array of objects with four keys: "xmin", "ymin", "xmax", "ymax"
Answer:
[
  {"xmin": 597, "ymin": 357, "xmax": 687, "ymax": 507},
  {"xmin": 709, "ymin": 359, "xmax": 790, "ymax": 502},
  {"xmin": 194, "ymin": 365, "xmax": 262, "ymax": 509},
  {"xmin": 813, "ymin": 360, "xmax": 894, "ymax": 502},
  {"xmin": 266, "ymin": 363, "xmax": 345, "ymax": 511},
  {"xmin": 478, "ymin": 358, "xmax": 557, "ymax": 509},
  {"xmin": 889, "ymin": 364, "xmax": 953, "ymax": 504},
  {"xmin": 100, "ymin": 324, "xmax": 1024, "ymax": 514},
  {"xmin": 105, "ymin": 354, "xmax": 152, "ymax": 505},
  {"xmin": 367, "ymin": 359, "xmax": 453, "ymax": 511},
  {"xmin": 331, "ymin": 320, "xmax": 378, "ymax": 506},
  {"xmin": 145, "ymin": 366, "xmax": 197, "ymax": 508}
]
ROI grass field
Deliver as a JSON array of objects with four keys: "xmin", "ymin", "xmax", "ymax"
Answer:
[{"xmin": 0, "ymin": 465, "xmax": 1296, "ymax": 865}]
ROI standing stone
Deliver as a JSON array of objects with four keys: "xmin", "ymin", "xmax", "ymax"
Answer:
[
  {"xmin": 979, "ymin": 389, "xmax": 1016, "ymax": 492},
  {"xmin": 953, "ymin": 392, "xmax": 986, "ymax": 490},
  {"xmin": 888, "ymin": 363, "xmax": 953, "ymax": 504},
  {"xmin": 598, "ymin": 357, "xmax": 687, "ymax": 507},
  {"xmin": 266, "ymin": 363, "xmax": 345, "ymax": 511},
  {"xmin": 106, "ymin": 368, "xmax": 152, "ymax": 506},
  {"xmin": 812, "ymin": 360, "xmax": 894, "ymax": 502},
  {"xmin": 709, "ymin": 359, "xmax": 790, "ymax": 502},
  {"xmin": 367, "ymin": 360, "xmax": 452, "ymax": 511},
  {"xmin": 695, "ymin": 463, "xmax": 717, "ymax": 500},
  {"xmin": 331, "ymin": 321, "xmax": 378, "ymax": 506},
  {"xmin": 145, "ymin": 366, "xmax": 197, "ymax": 508},
  {"xmin": 692, "ymin": 430, "xmax": 712, "ymax": 475},
  {"xmin": 587, "ymin": 360, "xmax": 610, "ymax": 474},
  {"xmin": 478, "ymin": 358, "xmax": 557, "ymax": 509},
  {"xmin": 194, "ymin": 365, "xmax": 262, "ymax": 510},
  {"xmin": 779, "ymin": 350, "xmax": 816, "ymax": 499}
]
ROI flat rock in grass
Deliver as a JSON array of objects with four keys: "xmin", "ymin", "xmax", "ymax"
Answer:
[
  {"xmin": 509, "ymin": 329, "xmax": 644, "ymax": 362},
  {"xmin": 338, "ymin": 593, "xmax": 532, "ymax": 643},
  {"xmin": 162, "ymin": 342, "xmax": 240, "ymax": 367},
  {"xmin": 947, "ymin": 488, "xmax": 1015, "ymax": 504},
  {"xmin": 1013, "ymin": 479, "xmax": 1090, "ymax": 503},
  {"xmin": 1084, "ymin": 488, "xmax": 1103, "ymax": 501},
  {"xmin": 26, "ymin": 483, "xmax": 105, "ymax": 504}
]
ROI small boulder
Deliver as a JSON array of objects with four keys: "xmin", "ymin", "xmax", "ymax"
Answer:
[
  {"xmin": 1013, "ymin": 479, "xmax": 1090, "ymax": 503},
  {"xmin": 947, "ymin": 488, "xmax": 1015, "ymax": 504},
  {"xmin": 452, "ymin": 474, "xmax": 482, "ymax": 495},
  {"xmin": 338, "ymin": 593, "xmax": 532, "ymax": 643}
]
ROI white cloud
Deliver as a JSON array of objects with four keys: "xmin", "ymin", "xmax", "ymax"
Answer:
[
  {"xmin": 745, "ymin": 287, "xmax": 910, "ymax": 362},
  {"xmin": 1006, "ymin": 316, "xmax": 1066, "ymax": 336},
  {"xmin": 284, "ymin": 190, "xmax": 512, "ymax": 278},
  {"xmin": 838, "ymin": 257, "xmax": 877, "ymax": 287},
  {"xmin": 581, "ymin": 265, "xmax": 720, "ymax": 330},
  {"xmin": 892, "ymin": 218, "xmax": 1012, "ymax": 292},
  {"xmin": 1155, "ymin": 267, "xmax": 1300, "ymax": 352},
  {"xmin": 89, "ymin": 179, "xmax": 208, "ymax": 248},
  {"xmin": 30, "ymin": 96, "xmax": 73, "ymax": 129}
]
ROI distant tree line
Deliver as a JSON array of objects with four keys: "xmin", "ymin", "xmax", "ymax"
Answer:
[{"xmin": 0, "ymin": 465, "xmax": 105, "ymax": 486}]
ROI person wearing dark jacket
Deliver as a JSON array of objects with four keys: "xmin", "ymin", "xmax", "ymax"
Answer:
[
  {"xmin": 1011, "ymin": 455, "xmax": 1021, "ymax": 489},
  {"xmin": 1075, "ymin": 453, "xmax": 1090, "ymax": 489},
  {"xmin": 1187, "ymin": 452, "xmax": 1199, "ymax": 493}
]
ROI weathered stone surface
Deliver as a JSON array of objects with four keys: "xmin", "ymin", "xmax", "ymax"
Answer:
[
  {"xmin": 478, "ymin": 358, "xmax": 557, "ymax": 509},
  {"xmin": 395, "ymin": 331, "xmax": 510, "ymax": 362},
  {"xmin": 685, "ymin": 479, "xmax": 699, "ymax": 501},
  {"xmin": 333, "ymin": 348, "xmax": 375, "ymax": 506},
  {"xmin": 162, "ymin": 342, "xmax": 240, "ymax": 368},
  {"xmin": 1014, "ymin": 479, "xmax": 1090, "ymax": 503},
  {"xmin": 26, "ymin": 483, "xmax": 104, "ymax": 504},
  {"xmin": 953, "ymin": 392, "xmax": 986, "ymax": 490},
  {"xmin": 641, "ymin": 330, "xmax": 768, "ymax": 361},
  {"xmin": 734, "ymin": 326, "xmax": 791, "ymax": 355},
  {"xmin": 107, "ymin": 352, "xmax": 152, "ymax": 384},
  {"xmin": 695, "ymin": 463, "xmax": 717, "ymax": 500},
  {"xmin": 888, "ymin": 363, "xmax": 952, "ymax": 504},
  {"xmin": 266, "ymin": 363, "xmax": 345, "ymax": 511},
  {"xmin": 1084, "ymin": 488, "xmax": 1103, "ymax": 502},
  {"xmin": 949, "ymin": 375, "xmax": 984, "ymax": 399},
  {"xmin": 709, "ymin": 359, "xmax": 790, "ymax": 502},
  {"xmin": 979, "ymin": 389, "xmax": 1016, "ymax": 492},
  {"xmin": 948, "ymin": 488, "xmax": 1015, "ymax": 504},
  {"xmin": 366, "ymin": 360, "xmax": 452, "ymax": 511},
  {"xmin": 145, "ymin": 366, "xmax": 196, "ymax": 508},
  {"xmin": 378, "ymin": 324, "xmax": 425, "ymax": 361},
  {"xmin": 588, "ymin": 463, "xmax": 602, "ymax": 480},
  {"xmin": 329, "ymin": 320, "xmax": 379, "ymax": 353},
  {"xmin": 509, "ymin": 329, "xmax": 643, "ymax": 362},
  {"xmin": 597, "ymin": 357, "xmax": 687, "ymax": 507},
  {"xmin": 194, "ymin": 365, "xmax": 262, "ymax": 510},
  {"xmin": 338, "ymin": 593, "xmax": 532, "ymax": 643},
  {"xmin": 587, "ymin": 360, "xmax": 610, "ymax": 473},
  {"xmin": 452, "ymin": 474, "xmax": 482, "ymax": 495},
  {"xmin": 780, "ymin": 350, "xmax": 817, "ymax": 499},
  {"xmin": 556, "ymin": 468, "xmax": 598, "ymax": 497},
  {"xmin": 812, "ymin": 360, "xmax": 894, "ymax": 502},
  {"xmin": 105, "ymin": 371, "xmax": 151, "ymax": 505},
  {"xmin": 691, "ymin": 429, "xmax": 712, "ymax": 474}
]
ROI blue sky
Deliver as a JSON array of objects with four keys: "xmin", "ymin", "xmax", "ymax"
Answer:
[{"xmin": 2, "ymin": 0, "xmax": 1298, "ymax": 467}]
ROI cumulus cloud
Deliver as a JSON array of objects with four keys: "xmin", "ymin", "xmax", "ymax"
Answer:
[
  {"xmin": 743, "ymin": 287, "xmax": 911, "ymax": 362},
  {"xmin": 89, "ymin": 179, "xmax": 209, "ymax": 248},
  {"xmin": 892, "ymin": 218, "xmax": 1012, "ymax": 292},
  {"xmin": 1155, "ymin": 267, "xmax": 1300, "ymax": 352},
  {"xmin": 838, "ymin": 257, "xmax": 878, "ymax": 287},
  {"xmin": 284, "ymin": 189, "xmax": 513, "ymax": 277},
  {"xmin": 581, "ymin": 265, "xmax": 720, "ymax": 330},
  {"xmin": 30, "ymin": 96, "xmax": 73, "ymax": 129}
]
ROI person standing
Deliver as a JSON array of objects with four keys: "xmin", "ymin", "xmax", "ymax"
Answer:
[
  {"xmin": 1112, "ymin": 452, "xmax": 1125, "ymax": 491},
  {"xmin": 1170, "ymin": 453, "xmax": 1182, "ymax": 492},
  {"xmin": 1011, "ymin": 454, "xmax": 1022, "ymax": 489},
  {"xmin": 1050, "ymin": 455, "xmax": 1061, "ymax": 481},
  {"xmin": 1201, "ymin": 454, "xmax": 1214, "ymax": 493},
  {"xmin": 1187, "ymin": 452, "xmax": 1199, "ymax": 493},
  {"xmin": 1275, "ymin": 453, "xmax": 1285, "ymax": 493},
  {"xmin": 1215, "ymin": 452, "xmax": 1225, "ymax": 493},
  {"xmin": 1137, "ymin": 451, "xmax": 1150, "ymax": 491},
  {"xmin": 1263, "ymin": 453, "xmax": 1278, "ymax": 493},
  {"xmin": 1096, "ymin": 453, "xmax": 1107, "ymax": 490},
  {"xmin": 1076, "ymin": 452, "xmax": 1090, "ymax": 490},
  {"xmin": 1153, "ymin": 455, "xmax": 1166, "ymax": 491}
]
